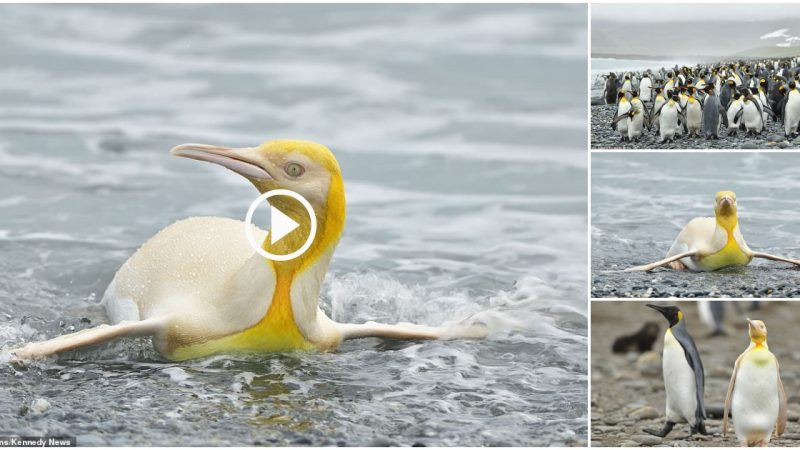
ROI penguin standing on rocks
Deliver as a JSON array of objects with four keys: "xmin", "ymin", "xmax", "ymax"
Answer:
[
  {"xmin": 770, "ymin": 84, "xmax": 786, "ymax": 123},
  {"xmin": 611, "ymin": 91, "xmax": 632, "ymax": 141},
  {"xmin": 651, "ymin": 86, "xmax": 666, "ymax": 132},
  {"xmin": 655, "ymin": 94, "xmax": 684, "ymax": 143},
  {"xmin": 738, "ymin": 89, "xmax": 767, "ymax": 135},
  {"xmin": 683, "ymin": 87, "xmax": 703, "ymax": 138},
  {"xmin": 727, "ymin": 92, "xmax": 745, "ymax": 136},
  {"xmin": 644, "ymin": 304, "xmax": 707, "ymax": 438},
  {"xmin": 604, "ymin": 73, "xmax": 619, "ymax": 105},
  {"xmin": 782, "ymin": 81, "xmax": 800, "ymax": 137},
  {"xmin": 702, "ymin": 85, "xmax": 728, "ymax": 139},
  {"xmin": 721, "ymin": 78, "xmax": 736, "ymax": 108},
  {"xmin": 640, "ymin": 73, "xmax": 652, "ymax": 102},
  {"xmin": 723, "ymin": 319, "xmax": 787, "ymax": 447}
]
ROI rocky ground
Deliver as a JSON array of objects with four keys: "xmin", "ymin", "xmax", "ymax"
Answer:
[
  {"xmin": 591, "ymin": 301, "xmax": 800, "ymax": 447},
  {"xmin": 591, "ymin": 103, "xmax": 800, "ymax": 150},
  {"xmin": 591, "ymin": 263, "xmax": 800, "ymax": 298}
]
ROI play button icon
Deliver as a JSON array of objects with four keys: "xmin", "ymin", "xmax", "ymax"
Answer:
[
  {"xmin": 269, "ymin": 206, "xmax": 299, "ymax": 245},
  {"xmin": 243, "ymin": 189, "xmax": 317, "ymax": 261}
]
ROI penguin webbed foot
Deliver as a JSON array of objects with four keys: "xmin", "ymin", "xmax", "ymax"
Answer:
[
  {"xmin": 668, "ymin": 260, "xmax": 687, "ymax": 270},
  {"xmin": 690, "ymin": 421, "xmax": 708, "ymax": 436},
  {"xmin": 644, "ymin": 421, "xmax": 675, "ymax": 438}
]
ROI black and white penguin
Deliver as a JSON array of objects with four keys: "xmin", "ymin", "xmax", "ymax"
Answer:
[{"xmin": 643, "ymin": 304, "xmax": 707, "ymax": 438}]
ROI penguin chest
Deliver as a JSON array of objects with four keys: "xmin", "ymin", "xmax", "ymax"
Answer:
[
  {"xmin": 697, "ymin": 239, "xmax": 751, "ymax": 271},
  {"xmin": 662, "ymin": 330, "xmax": 697, "ymax": 423},
  {"xmin": 732, "ymin": 348, "xmax": 780, "ymax": 440},
  {"xmin": 686, "ymin": 102, "xmax": 702, "ymax": 125},
  {"xmin": 163, "ymin": 282, "xmax": 315, "ymax": 361},
  {"xmin": 742, "ymin": 103, "xmax": 762, "ymax": 129}
]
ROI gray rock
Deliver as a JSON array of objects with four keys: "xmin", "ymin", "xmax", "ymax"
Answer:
[
  {"xmin": 637, "ymin": 351, "xmax": 661, "ymax": 376},
  {"xmin": 620, "ymin": 440, "xmax": 641, "ymax": 447},
  {"xmin": 629, "ymin": 406, "xmax": 661, "ymax": 420},
  {"xmin": 631, "ymin": 434, "xmax": 663, "ymax": 445}
]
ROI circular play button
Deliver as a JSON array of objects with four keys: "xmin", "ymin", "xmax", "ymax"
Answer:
[{"xmin": 243, "ymin": 189, "xmax": 317, "ymax": 261}]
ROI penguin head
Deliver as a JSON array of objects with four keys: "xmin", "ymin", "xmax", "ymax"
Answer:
[
  {"xmin": 746, "ymin": 318, "xmax": 767, "ymax": 344},
  {"xmin": 646, "ymin": 304, "xmax": 682, "ymax": 327},
  {"xmin": 714, "ymin": 190, "xmax": 738, "ymax": 229},
  {"xmin": 170, "ymin": 140, "xmax": 343, "ymax": 209},
  {"xmin": 618, "ymin": 91, "xmax": 626, "ymax": 100},
  {"xmin": 170, "ymin": 140, "xmax": 347, "ymax": 261}
]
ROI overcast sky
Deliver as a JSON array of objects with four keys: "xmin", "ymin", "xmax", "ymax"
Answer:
[{"xmin": 592, "ymin": 4, "xmax": 800, "ymax": 23}]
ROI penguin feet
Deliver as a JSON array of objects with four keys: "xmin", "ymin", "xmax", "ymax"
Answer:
[
  {"xmin": 643, "ymin": 421, "xmax": 675, "ymax": 438},
  {"xmin": 690, "ymin": 421, "xmax": 708, "ymax": 436},
  {"xmin": 668, "ymin": 260, "xmax": 687, "ymax": 270}
]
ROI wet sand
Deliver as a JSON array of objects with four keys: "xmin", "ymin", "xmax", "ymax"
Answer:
[{"xmin": 591, "ymin": 301, "xmax": 800, "ymax": 447}]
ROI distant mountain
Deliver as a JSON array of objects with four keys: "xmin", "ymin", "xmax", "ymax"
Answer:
[
  {"xmin": 592, "ymin": 19, "xmax": 800, "ymax": 59},
  {"xmin": 732, "ymin": 46, "xmax": 800, "ymax": 58}
]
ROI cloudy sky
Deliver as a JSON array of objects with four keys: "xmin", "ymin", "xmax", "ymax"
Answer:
[
  {"xmin": 592, "ymin": 4, "xmax": 800, "ymax": 23},
  {"xmin": 593, "ymin": 4, "xmax": 800, "ymax": 57}
]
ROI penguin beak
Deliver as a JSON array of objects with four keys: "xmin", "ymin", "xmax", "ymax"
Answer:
[
  {"xmin": 645, "ymin": 304, "xmax": 666, "ymax": 314},
  {"xmin": 746, "ymin": 318, "xmax": 757, "ymax": 329},
  {"xmin": 170, "ymin": 143, "xmax": 273, "ymax": 181}
]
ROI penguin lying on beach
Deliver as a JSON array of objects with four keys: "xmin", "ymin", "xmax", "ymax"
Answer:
[{"xmin": 626, "ymin": 191, "xmax": 800, "ymax": 272}]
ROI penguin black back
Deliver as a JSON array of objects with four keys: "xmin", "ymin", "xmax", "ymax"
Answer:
[{"xmin": 646, "ymin": 304, "xmax": 707, "ymax": 434}]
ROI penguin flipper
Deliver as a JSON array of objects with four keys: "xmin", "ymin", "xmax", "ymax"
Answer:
[
  {"xmin": 723, "ymin": 353, "xmax": 744, "ymax": 438},
  {"xmin": 779, "ymin": 97, "xmax": 788, "ymax": 125},
  {"xmin": 777, "ymin": 364, "xmax": 788, "ymax": 436},
  {"xmin": 672, "ymin": 323, "xmax": 707, "ymax": 423},
  {"xmin": 624, "ymin": 250, "xmax": 697, "ymax": 272},
  {"xmin": 719, "ymin": 107, "xmax": 729, "ymax": 128},
  {"xmin": 337, "ymin": 321, "xmax": 488, "ymax": 342},
  {"xmin": 611, "ymin": 112, "xmax": 632, "ymax": 126},
  {"xmin": 6, "ymin": 317, "xmax": 165, "ymax": 362},
  {"xmin": 751, "ymin": 251, "xmax": 800, "ymax": 267},
  {"xmin": 734, "ymin": 108, "xmax": 744, "ymax": 124}
]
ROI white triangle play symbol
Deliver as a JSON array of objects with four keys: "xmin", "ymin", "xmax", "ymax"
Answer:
[{"xmin": 269, "ymin": 206, "xmax": 300, "ymax": 245}]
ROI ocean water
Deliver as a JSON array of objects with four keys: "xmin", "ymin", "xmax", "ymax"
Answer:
[
  {"xmin": 591, "ymin": 57, "xmax": 696, "ymax": 78},
  {"xmin": 0, "ymin": 4, "xmax": 588, "ymax": 447}
]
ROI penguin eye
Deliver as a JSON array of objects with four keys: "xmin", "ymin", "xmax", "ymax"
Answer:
[{"xmin": 284, "ymin": 162, "xmax": 305, "ymax": 178}]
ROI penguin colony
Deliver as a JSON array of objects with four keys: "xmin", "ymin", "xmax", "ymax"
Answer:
[
  {"xmin": 644, "ymin": 304, "xmax": 787, "ymax": 447},
  {"xmin": 600, "ymin": 58, "xmax": 800, "ymax": 144}
]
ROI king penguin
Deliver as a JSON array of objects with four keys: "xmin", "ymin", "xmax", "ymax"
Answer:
[
  {"xmin": 723, "ymin": 319, "xmax": 788, "ymax": 447},
  {"xmin": 8, "ymin": 140, "xmax": 486, "ymax": 361},
  {"xmin": 626, "ymin": 191, "xmax": 800, "ymax": 272},
  {"xmin": 643, "ymin": 304, "xmax": 707, "ymax": 437}
]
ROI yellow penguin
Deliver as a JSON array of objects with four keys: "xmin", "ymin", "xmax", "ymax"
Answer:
[
  {"xmin": 9, "ymin": 140, "xmax": 485, "ymax": 362},
  {"xmin": 626, "ymin": 191, "xmax": 800, "ymax": 272},
  {"xmin": 723, "ymin": 319, "xmax": 788, "ymax": 447}
]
